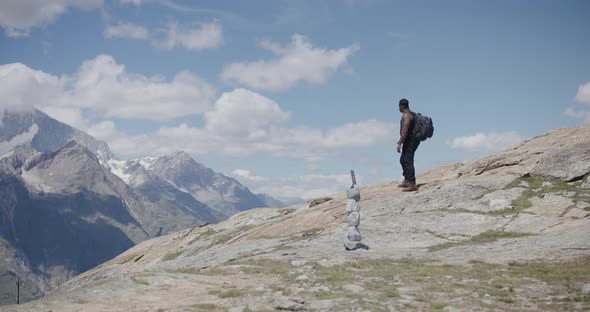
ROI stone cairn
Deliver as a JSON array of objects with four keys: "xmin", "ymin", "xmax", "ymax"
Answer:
[{"xmin": 344, "ymin": 170, "xmax": 368, "ymax": 251}]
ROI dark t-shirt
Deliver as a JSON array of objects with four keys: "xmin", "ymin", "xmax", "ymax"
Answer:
[{"xmin": 399, "ymin": 111, "xmax": 417, "ymax": 140}]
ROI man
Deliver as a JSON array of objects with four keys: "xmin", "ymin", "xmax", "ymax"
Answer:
[{"xmin": 397, "ymin": 98, "xmax": 419, "ymax": 192}]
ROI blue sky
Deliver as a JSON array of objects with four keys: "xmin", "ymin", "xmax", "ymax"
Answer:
[{"xmin": 1, "ymin": 0, "xmax": 589, "ymax": 200}]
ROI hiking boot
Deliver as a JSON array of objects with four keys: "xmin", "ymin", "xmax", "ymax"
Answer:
[
  {"xmin": 402, "ymin": 182, "xmax": 418, "ymax": 192},
  {"xmin": 398, "ymin": 179, "xmax": 411, "ymax": 188}
]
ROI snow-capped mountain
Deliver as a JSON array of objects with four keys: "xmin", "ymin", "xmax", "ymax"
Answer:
[
  {"xmin": 107, "ymin": 152, "xmax": 272, "ymax": 219},
  {"xmin": 0, "ymin": 109, "xmax": 282, "ymax": 300},
  {"xmin": 0, "ymin": 109, "xmax": 113, "ymax": 163}
]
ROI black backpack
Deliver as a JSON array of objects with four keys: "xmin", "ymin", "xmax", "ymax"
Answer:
[{"xmin": 412, "ymin": 113, "xmax": 434, "ymax": 141}]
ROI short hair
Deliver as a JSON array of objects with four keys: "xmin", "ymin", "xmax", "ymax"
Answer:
[{"xmin": 399, "ymin": 98, "xmax": 409, "ymax": 109}]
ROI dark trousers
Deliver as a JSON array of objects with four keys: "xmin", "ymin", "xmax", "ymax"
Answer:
[{"xmin": 400, "ymin": 138, "xmax": 420, "ymax": 183}]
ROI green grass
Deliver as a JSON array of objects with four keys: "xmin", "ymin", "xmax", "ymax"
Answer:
[
  {"xmin": 190, "ymin": 303, "xmax": 218, "ymax": 311},
  {"xmin": 161, "ymin": 250, "xmax": 183, "ymax": 261},
  {"xmin": 130, "ymin": 275, "xmax": 149, "ymax": 285},
  {"xmin": 315, "ymin": 290, "xmax": 337, "ymax": 300},
  {"xmin": 504, "ymin": 176, "xmax": 590, "ymax": 214},
  {"xmin": 430, "ymin": 302, "xmax": 448, "ymax": 310},
  {"xmin": 428, "ymin": 230, "xmax": 533, "ymax": 252},
  {"xmin": 308, "ymin": 256, "xmax": 590, "ymax": 311},
  {"xmin": 236, "ymin": 259, "xmax": 292, "ymax": 275},
  {"xmin": 209, "ymin": 288, "xmax": 243, "ymax": 299}
]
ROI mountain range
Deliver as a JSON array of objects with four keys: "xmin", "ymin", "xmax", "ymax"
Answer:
[
  {"xmin": 0, "ymin": 109, "xmax": 285, "ymax": 303},
  {"xmin": 3, "ymin": 122, "xmax": 589, "ymax": 311}
]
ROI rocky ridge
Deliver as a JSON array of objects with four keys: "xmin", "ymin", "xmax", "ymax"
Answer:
[{"xmin": 5, "ymin": 124, "xmax": 589, "ymax": 311}]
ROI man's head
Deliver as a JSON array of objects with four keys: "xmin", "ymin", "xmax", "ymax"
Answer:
[{"xmin": 399, "ymin": 98, "xmax": 409, "ymax": 113}]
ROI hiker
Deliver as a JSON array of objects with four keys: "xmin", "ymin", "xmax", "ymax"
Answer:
[{"xmin": 397, "ymin": 98, "xmax": 422, "ymax": 192}]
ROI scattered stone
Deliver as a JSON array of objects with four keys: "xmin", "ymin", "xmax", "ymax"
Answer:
[
  {"xmin": 275, "ymin": 301, "xmax": 307, "ymax": 311},
  {"xmin": 519, "ymin": 181, "xmax": 530, "ymax": 188},
  {"xmin": 308, "ymin": 197, "xmax": 333, "ymax": 207},
  {"xmin": 309, "ymin": 300, "xmax": 337, "ymax": 311},
  {"xmin": 295, "ymin": 275, "xmax": 308, "ymax": 281},
  {"xmin": 311, "ymin": 285, "xmax": 331, "ymax": 292},
  {"xmin": 582, "ymin": 284, "xmax": 590, "ymax": 294},
  {"xmin": 344, "ymin": 241, "xmax": 369, "ymax": 251},
  {"xmin": 343, "ymin": 284, "xmax": 364, "ymax": 293},
  {"xmin": 480, "ymin": 188, "xmax": 525, "ymax": 211},
  {"xmin": 229, "ymin": 306, "xmax": 247, "ymax": 312},
  {"xmin": 290, "ymin": 260, "xmax": 308, "ymax": 267},
  {"xmin": 583, "ymin": 176, "xmax": 590, "ymax": 188}
]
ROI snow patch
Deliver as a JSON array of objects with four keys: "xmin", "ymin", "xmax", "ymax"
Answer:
[
  {"xmin": 138, "ymin": 156, "xmax": 157, "ymax": 171},
  {"xmin": 0, "ymin": 123, "xmax": 38, "ymax": 154},
  {"xmin": 107, "ymin": 159, "xmax": 133, "ymax": 184}
]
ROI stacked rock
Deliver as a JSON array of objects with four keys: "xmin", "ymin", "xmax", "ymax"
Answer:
[{"xmin": 344, "ymin": 187, "xmax": 367, "ymax": 251}]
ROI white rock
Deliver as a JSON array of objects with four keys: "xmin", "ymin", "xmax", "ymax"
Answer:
[
  {"xmin": 346, "ymin": 199, "xmax": 360, "ymax": 213},
  {"xmin": 347, "ymin": 211, "xmax": 360, "ymax": 227},
  {"xmin": 343, "ymin": 284, "xmax": 364, "ymax": 293},
  {"xmin": 295, "ymin": 275, "xmax": 309, "ymax": 281}
]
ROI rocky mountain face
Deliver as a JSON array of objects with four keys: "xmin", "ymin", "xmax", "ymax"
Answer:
[
  {"xmin": 0, "ymin": 142, "xmax": 152, "ymax": 298},
  {"xmin": 5, "ymin": 124, "xmax": 589, "ymax": 312},
  {"xmin": 0, "ymin": 109, "xmax": 113, "ymax": 163},
  {"xmin": 0, "ymin": 110, "xmax": 280, "ymax": 304},
  {"xmin": 133, "ymin": 152, "xmax": 269, "ymax": 219}
]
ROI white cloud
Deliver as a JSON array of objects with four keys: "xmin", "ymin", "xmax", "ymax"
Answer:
[
  {"xmin": 0, "ymin": 0, "xmax": 103, "ymax": 37},
  {"xmin": 104, "ymin": 22, "xmax": 148, "ymax": 39},
  {"xmin": 205, "ymin": 88, "xmax": 290, "ymax": 137},
  {"xmin": 447, "ymin": 131, "xmax": 525, "ymax": 152},
  {"xmin": 100, "ymin": 89, "xmax": 397, "ymax": 161},
  {"xmin": 0, "ymin": 62, "xmax": 64, "ymax": 121},
  {"xmin": 0, "ymin": 54, "xmax": 216, "ymax": 122},
  {"xmin": 232, "ymin": 171, "xmax": 356, "ymax": 201},
  {"xmin": 232, "ymin": 169, "xmax": 266, "ymax": 182},
  {"xmin": 155, "ymin": 21, "xmax": 223, "ymax": 50},
  {"xmin": 564, "ymin": 82, "xmax": 590, "ymax": 124},
  {"xmin": 575, "ymin": 82, "xmax": 590, "ymax": 106},
  {"xmin": 119, "ymin": 0, "xmax": 143, "ymax": 5},
  {"xmin": 564, "ymin": 107, "xmax": 590, "ymax": 124},
  {"xmin": 0, "ymin": 124, "xmax": 38, "ymax": 154},
  {"xmin": 221, "ymin": 34, "xmax": 359, "ymax": 92}
]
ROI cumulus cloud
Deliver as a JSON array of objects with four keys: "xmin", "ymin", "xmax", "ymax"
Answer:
[
  {"xmin": 564, "ymin": 107, "xmax": 590, "ymax": 124},
  {"xmin": 564, "ymin": 82, "xmax": 590, "ymax": 124},
  {"xmin": 99, "ymin": 89, "xmax": 397, "ymax": 161},
  {"xmin": 221, "ymin": 34, "xmax": 359, "ymax": 92},
  {"xmin": 575, "ymin": 82, "xmax": 590, "ymax": 106},
  {"xmin": 104, "ymin": 22, "xmax": 149, "ymax": 39},
  {"xmin": 205, "ymin": 88, "xmax": 290, "ymax": 137},
  {"xmin": 0, "ymin": 0, "xmax": 102, "ymax": 37},
  {"xmin": 232, "ymin": 169, "xmax": 266, "ymax": 182},
  {"xmin": 231, "ymin": 170, "xmax": 357, "ymax": 201},
  {"xmin": 154, "ymin": 21, "xmax": 223, "ymax": 50},
  {"xmin": 448, "ymin": 131, "xmax": 525, "ymax": 152},
  {"xmin": 0, "ymin": 62, "xmax": 64, "ymax": 123},
  {"xmin": 119, "ymin": 0, "xmax": 143, "ymax": 5},
  {"xmin": 0, "ymin": 124, "xmax": 38, "ymax": 154},
  {"xmin": 0, "ymin": 55, "xmax": 216, "ymax": 122}
]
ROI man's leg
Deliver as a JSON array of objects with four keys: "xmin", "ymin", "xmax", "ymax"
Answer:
[
  {"xmin": 401, "ymin": 139, "xmax": 420, "ymax": 191},
  {"xmin": 400, "ymin": 147, "xmax": 409, "ymax": 185}
]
